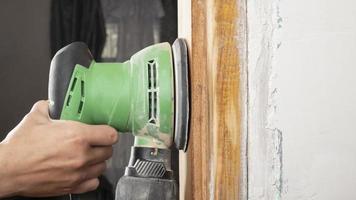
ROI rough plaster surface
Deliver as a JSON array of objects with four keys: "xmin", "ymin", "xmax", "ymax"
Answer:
[
  {"xmin": 247, "ymin": 0, "xmax": 283, "ymax": 199},
  {"xmin": 247, "ymin": 0, "xmax": 356, "ymax": 199}
]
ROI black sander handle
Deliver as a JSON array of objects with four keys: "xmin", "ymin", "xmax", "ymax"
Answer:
[
  {"xmin": 48, "ymin": 42, "xmax": 93, "ymax": 119},
  {"xmin": 115, "ymin": 147, "xmax": 178, "ymax": 200}
]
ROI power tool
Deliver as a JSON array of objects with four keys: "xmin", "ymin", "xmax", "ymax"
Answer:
[{"xmin": 48, "ymin": 38, "xmax": 189, "ymax": 200}]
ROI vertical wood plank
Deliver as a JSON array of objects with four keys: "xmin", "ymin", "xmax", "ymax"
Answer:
[
  {"xmin": 212, "ymin": 0, "xmax": 241, "ymax": 199},
  {"xmin": 178, "ymin": 0, "xmax": 211, "ymax": 199},
  {"xmin": 178, "ymin": 0, "xmax": 244, "ymax": 199}
]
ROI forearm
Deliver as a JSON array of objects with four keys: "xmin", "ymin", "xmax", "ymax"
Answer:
[{"xmin": 0, "ymin": 142, "xmax": 21, "ymax": 198}]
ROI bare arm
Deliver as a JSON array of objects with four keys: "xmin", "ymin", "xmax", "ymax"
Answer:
[{"xmin": 0, "ymin": 100, "xmax": 119, "ymax": 198}]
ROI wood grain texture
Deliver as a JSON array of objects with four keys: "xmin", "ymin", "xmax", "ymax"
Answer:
[{"xmin": 178, "ymin": 0, "xmax": 243, "ymax": 199}]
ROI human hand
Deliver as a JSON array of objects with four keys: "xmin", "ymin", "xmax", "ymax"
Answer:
[{"xmin": 0, "ymin": 100, "xmax": 119, "ymax": 198}]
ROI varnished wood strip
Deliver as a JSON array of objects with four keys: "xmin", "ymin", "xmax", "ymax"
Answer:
[
  {"xmin": 212, "ymin": 1, "xmax": 241, "ymax": 199},
  {"xmin": 178, "ymin": 0, "xmax": 242, "ymax": 199}
]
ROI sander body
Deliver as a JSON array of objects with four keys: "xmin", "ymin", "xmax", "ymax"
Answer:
[{"xmin": 48, "ymin": 39, "xmax": 189, "ymax": 200}]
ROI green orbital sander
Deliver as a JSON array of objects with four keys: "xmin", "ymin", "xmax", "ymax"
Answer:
[{"xmin": 48, "ymin": 39, "xmax": 190, "ymax": 200}]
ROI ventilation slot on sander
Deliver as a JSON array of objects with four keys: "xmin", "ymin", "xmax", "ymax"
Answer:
[
  {"xmin": 148, "ymin": 60, "xmax": 158, "ymax": 125},
  {"xmin": 66, "ymin": 77, "xmax": 77, "ymax": 106},
  {"xmin": 65, "ymin": 76, "xmax": 85, "ymax": 114},
  {"xmin": 78, "ymin": 80, "xmax": 85, "ymax": 114}
]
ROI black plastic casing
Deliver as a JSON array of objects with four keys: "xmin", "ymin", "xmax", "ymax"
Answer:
[
  {"xmin": 48, "ymin": 42, "xmax": 93, "ymax": 119},
  {"xmin": 115, "ymin": 147, "xmax": 178, "ymax": 200}
]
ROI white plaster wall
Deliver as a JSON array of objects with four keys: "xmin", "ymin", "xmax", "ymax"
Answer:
[{"xmin": 247, "ymin": 0, "xmax": 356, "ymax": 199}]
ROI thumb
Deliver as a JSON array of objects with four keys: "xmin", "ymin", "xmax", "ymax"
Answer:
[{"xmin": 30, "ymin": 100, "xmax": 50, "ymax": 119}]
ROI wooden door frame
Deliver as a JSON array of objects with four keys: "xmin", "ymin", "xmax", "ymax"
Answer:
[{"xmin": 178, "ymin": 0, "xmax": 248, "ymax": 199}]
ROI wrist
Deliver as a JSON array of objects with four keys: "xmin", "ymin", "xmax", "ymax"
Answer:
[{"xmin": 0, "ymin": 142, "xmax": 21, "ymax": 198}]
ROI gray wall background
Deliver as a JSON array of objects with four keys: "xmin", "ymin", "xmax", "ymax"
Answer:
[{"xmin": 0, "ymin": 0, "xmax": 51, "ymax": 140}]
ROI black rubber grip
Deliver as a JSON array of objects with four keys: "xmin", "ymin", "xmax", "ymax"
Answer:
[
  {"xmin": 125, "ymin": 147, "xmax": 173, "ymax": 179},
  {"xmin": 48, "ymin": 42, "xmax": 93, "ymax": 119},
  {"xmin": 117, "ymin": 147, "xmax": 177, "ymax": 199}
]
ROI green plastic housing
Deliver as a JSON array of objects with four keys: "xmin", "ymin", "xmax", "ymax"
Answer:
[{"xmin": 60, "ymin": 43, "xmax": 174, "ymax": 149}]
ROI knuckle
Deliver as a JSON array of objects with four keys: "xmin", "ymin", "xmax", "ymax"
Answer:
[
  {"xmin": 71, "ymin": 157, "xmax": 87, "ymax": 169},
  {"xmin": 36, "ymin": 100, "xmax": 47, "ymax": 105},
  {"xmin": 66, "ymin": 129, "xmax": 87, "ymax": 146},
  {"xmin": 65, "ymin": 123, "xmax": 89, "ymax": 145},
  {"xmin": 73, "ymin": 135, "xmax": 87, "ymax": 147},
  {"xmin": 22, "ymin": 112, "xmax": 45, "ymax": 125},
  {"xmin": 30, "ymin": 100, "xmax": 48, "ymax": 113},
  {"xmin": 33, "ymin": 100, "xmax": 47, "ymax": 109}
]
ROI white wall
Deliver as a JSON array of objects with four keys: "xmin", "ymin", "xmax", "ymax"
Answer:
[{"xmin": 247, "ymin": 0, "xmax": 356, "ymax": 199}]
